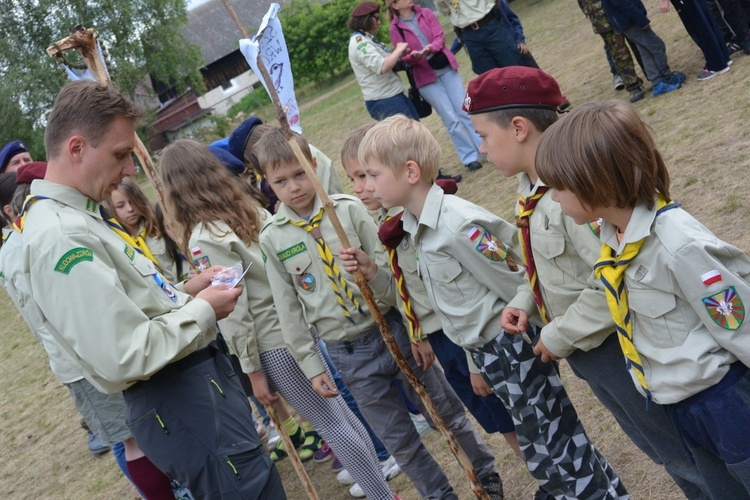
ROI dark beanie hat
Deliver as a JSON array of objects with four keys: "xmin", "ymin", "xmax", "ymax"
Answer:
[
  {"xmin": 463, "ymin": 66, "xmax": 565, "ymax": 114},
  {"xmin": 208, "ymin": 146, "xmax": 246, "ymax": 176},
  {"xmin": 0, "ymin": 172, "xmax": 18, "ymax": 207},
  {"xmin": 228, "ymin": 117, "xmax": 264, "ymax": 164}
]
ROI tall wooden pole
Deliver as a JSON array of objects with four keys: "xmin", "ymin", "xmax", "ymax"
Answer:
[{"xmin": 220, "ymin": 2, "xmax": 490, "ymax": 498}]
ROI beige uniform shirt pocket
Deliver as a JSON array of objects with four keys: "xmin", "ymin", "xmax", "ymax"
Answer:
[
  {"xmin": 628, "ymin": 287, "xmax": 683, "ymax": 348},
  {"xmin": 430, "ymin": 258, "xmax": 474, "ymax": 305},
  {"xmin": 530, "ymin": 231, "xmax": 566, "ymax": 285},
  {"xmin": 282, "ymin": 251, "xmax": 317, "ymax": 295},
  {"xmin": 130, "ymin": 255, "xmax": 180, "ymax": 308}
]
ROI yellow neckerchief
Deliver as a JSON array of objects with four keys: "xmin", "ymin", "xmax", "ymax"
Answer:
[
  {"xmin": 103, "ymin": 215, "xmax": 160, "ymax": 268},
  {"xmin": 593, "ymin": 195, "xmax": 680, "ymax": 404}
]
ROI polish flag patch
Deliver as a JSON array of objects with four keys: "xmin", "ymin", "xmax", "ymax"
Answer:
[
  {"xmin": 701, "ymin": 270, "xmax": 722, "ymax": 286},
  {"xmin": 468, "ymin": 227, "xmax": 482, "ymax": 241},
  {"xmin": 191, "ymin": 246, "xmax": 202, "ymax": 256}
]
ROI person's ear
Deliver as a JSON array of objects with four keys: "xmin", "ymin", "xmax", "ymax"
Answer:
[
  {"xmin": 511, "ymin": 116, "xmax": 530, "ymax": 143},
  {"xmin": 3, "ymin": 204, "xmax": 16, "ymax": 221},
  {"xmin": 405, "ymin": 160, "xmax": 421, "ymax": 185},
  {"xmin": 67, "ymin": 135, "xmax": 85, "ymax": 163}
]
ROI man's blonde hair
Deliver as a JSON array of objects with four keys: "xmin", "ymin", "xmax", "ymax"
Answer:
[{"xmin": 358, "ymin": 115, "xmax": 439, "ymax": 182}]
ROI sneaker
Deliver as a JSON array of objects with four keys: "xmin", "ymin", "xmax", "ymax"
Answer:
[
  {"xmin": 313, "ymin": 442, "xmax": 334, "ymax": 463},
  {"xmin": 628, "ymin": 87, "xmax": 644, "ymax": 103},
  {"xmin": 337, "ymin": 468, "xmax": 356, "ymax": 485},
  {"xmin": 613, "ymin": 74, "xmax": 625, "ymax": 91},
  {"xmin": 171, "ymin": 480, "xmax": 195, "ymax": 500},
  {"xmin": 696, "ymin": 66, "xmax": 730, "ymax": 81},
  {"xmin": 87, "ymin": 432, "xmax": 110, "ymax": 456},
  {"xmin": 668, "ymin": 71, "xmax": 686, "ymax": 85},
  {"xmin": 349, "ymin": 483, "xmax": 366, "ymax": 498},
  {"xmin": 299, "ymin": 431, "xmax": 324, "ymax": 462},
  {"xmin": 465, "ymin": 160, "xmax": 482, "ymax": 172},
  {"xmin": 479, "ymin": 472, "xmax": 504, "ymax": 500},
  {"xmin": 255, "ymin": 422, "xmax": 267, "ymax": 440},
  {"xmin": 268, "ymin": 423, "xmax": 305, "ymax": 459},
  {"xmin": 380, "ymin": 456, "xmax": 402, "ymax": 481},
  {"xmin": 266, "ymin": 423, "xmax": 280, "ymax": 447},
  {"xmin": 728, "ymin": 41, "xmax": 741, "ymax": 55},
  {"xmin": 652, "ymin": 80, "xmax": 680, "ymax": 96},
  {"xmin": 331, "ymin": 456, "xmax": 345, "ymax": 472},
  {"xmin": 410, "ymin": 413, "xmax": 432, "ymax": 437}
]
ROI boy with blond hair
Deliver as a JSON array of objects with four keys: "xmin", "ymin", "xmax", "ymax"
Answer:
[
  {"xmin": 355, "ymin": 114, "xmax": 627, "ymax": 498},
  {"xmin": 465, "ymin": 66, "xmax": 711, "ymax": 499},
  {"xmin": 257, "ymin": 127, "xmax": 501, "ymax": 499}
]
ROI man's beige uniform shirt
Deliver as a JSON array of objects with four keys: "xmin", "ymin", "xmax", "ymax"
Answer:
[
  {"xmin": 601, "ymin": 200, "xmax": 750, "ymax": 404},
  {"xmin": 188, "ymin": 212, "xmax": 285, "ymax": 374},
  {"xmin": 444, "ymin": 0, "xmax": 495, "ymax": 29},
  {"xmin": 260, "ymin": 194, "xmax": 395, "ymax": 379},
  {"xmin": 22, "ymin": 180, "xmax": 216, "ymax": 394},
  {"xmin": 506, "ymin": 174, "xmax": 616, "ymax": 358}
]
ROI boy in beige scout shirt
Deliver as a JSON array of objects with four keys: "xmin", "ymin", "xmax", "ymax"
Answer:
[
  {"xmin": 466, "ymin": 66, "xmax": 712, "ymax": 499},
  {"xmin": 354, "ymin": 114, "xmax": 628, "ymax": 498},
  {"xmin": 257, "ymin": 127, "xmax": 501, "ymax": 499},
  {"xmin": 536, "ymin": 100, "xmax": 750, "ymax": 496},
  {"xmin": 21, "ymin": 81, "xmax": 283, "ymax": 498}
]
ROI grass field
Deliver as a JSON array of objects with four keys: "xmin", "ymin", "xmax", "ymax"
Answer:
[{"xmin": 2, "ymin": 0, "xmax": 749, "ymax": 497}]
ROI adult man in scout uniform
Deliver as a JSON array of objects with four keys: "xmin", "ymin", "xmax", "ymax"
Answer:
[
  {"xmin": 0, "ymin": 140, "xmax": 33, "ymax": 174},
  {"xmin": 22, "ymin": 80, "xmax": 285, "ymax": 499}
]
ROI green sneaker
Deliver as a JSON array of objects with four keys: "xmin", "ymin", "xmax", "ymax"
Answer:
[
  {"xmin": 268, "ymin": 424, "xmax": 305, "ymax": 462},
  {"xmin": 298, "ymin": 430, "xmax": 323, "ymax": 462}
]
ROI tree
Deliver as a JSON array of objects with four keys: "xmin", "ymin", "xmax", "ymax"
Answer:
[{"xmin": 0, "ymin": 0, "xmax": 205, "ymax": 159}]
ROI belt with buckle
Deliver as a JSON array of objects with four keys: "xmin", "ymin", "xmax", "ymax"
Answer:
[{"xmin": 457, "ymin": 9, "xmax": 495, "ymax": 35}]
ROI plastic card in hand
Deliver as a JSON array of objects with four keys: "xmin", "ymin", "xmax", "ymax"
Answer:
[{"xmin": 211, "ymin": 262, "xmax": 253, "ymax": 288}]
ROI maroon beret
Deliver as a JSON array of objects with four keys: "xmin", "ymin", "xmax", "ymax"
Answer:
[
  {"xmin": 16, "ymin": 161, "xmax": 47, "ymax": 184},
  {"xmin": 463, "ymin": 66, "xmax": 565, "ymax": 115},
  {"xmin": 352, "ymin": 1, "xmax": 380, "ymax": 17}
]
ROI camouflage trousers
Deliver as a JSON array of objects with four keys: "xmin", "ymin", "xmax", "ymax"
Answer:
[
  {"xmin": 600, "ymin": 30, "xmax": 642, "ymax": 90},
  {"xmin": 471, "ymin": 332, "xmax": 629, "ymax": 499}
]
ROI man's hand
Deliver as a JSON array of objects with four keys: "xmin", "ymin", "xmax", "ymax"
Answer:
[
  {"xmin": 470, "ymin": 373, "xmax": 493, "ymax": 396},
  {"xmin": 517, "ymin": 42, "xmax": 528, "ymax": 54},
  {"xmin": 501, "ymin": 307, "xmax": 529, "ymax": 334},
  {"xmin": 533, "ymin": 337, "xmax": 560, "ymax": 363},
  {"xmin": 196, "ymin": 284, "xmax": 242, "ymax": 321},
  {"xmin": 249, "ymin": 370, "xmax": 280, "ymax": 406},
  {"xmin": 183, "ymin": 265, "xmax": 227, "ymax": 296},
  {"xmin": 411, "ymin": 340, "xmax": 436, "ymax": 370},
  {"xmin": 311, "ymin": 373, "xmax": 339, "ymax": 398},
  {"xmin": 339, "ymin": 247, "xmax": 378, "ymax": 281}
]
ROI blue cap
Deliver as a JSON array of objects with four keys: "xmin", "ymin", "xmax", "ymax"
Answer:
[
  {"xmin": 209, "ymin": 137, "xmax": 230, "ymax": 151},
  {"xmin": 0, "ymin": 140, "xmax": 29, "ymax": 173},
  {"xmin": 208, "ymin": 146, "xmax": 246, "ymax": 176},
  {"xmin": 228, "ymin": 117, "xmax": 263, "ymax": 163}
]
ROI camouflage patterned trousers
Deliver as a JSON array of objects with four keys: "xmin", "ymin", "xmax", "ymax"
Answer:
[
  {"xmin": 471, "ymin": 332, "xmax": 629, "ymax": 499},
  {"xmin": 601, "ymin": 30, "xmax": 642, "ymax": 90}
]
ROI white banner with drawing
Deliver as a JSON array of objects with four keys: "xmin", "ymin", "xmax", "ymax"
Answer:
[{"xmin": 239, "ymin": 3, "xmax": 302, "ymax": 133}]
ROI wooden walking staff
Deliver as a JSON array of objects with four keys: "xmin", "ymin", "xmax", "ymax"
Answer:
[
  {"xmin": 46, "ymin": 26, "xmax": 166, "ymax": 213},
  {"xmin": 219, "ymin": 2, "xmax": 490, "ymax": 498}
]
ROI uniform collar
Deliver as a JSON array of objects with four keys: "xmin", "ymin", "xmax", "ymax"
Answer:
[
  {"xmin": 402, "ymin": 183, "xmax": 443, "ymax": 236},
  {"xmin": 30, "ymin": 180, "xmax": 103, "ymax": 219},
  {"xmin": 516, "ymin": 173, "xmax": 548, "ymax": 197},
  {"xmin": 272, "ymin": 194, "xmax": 337, "ymax": 225},
  {"xmin": 600, "ymin": 199, "xmax": 657, "ymax": 254}
]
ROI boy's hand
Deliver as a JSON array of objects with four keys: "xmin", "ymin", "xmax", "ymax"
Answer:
[
  {"xmin": 517, "ymin": 42, "xmax": 528, "ymax": 54},
  {"xmin": 311, "ymin": 373, "xmax": 339, "ymax": 398},
  {"xmin": 339, "ymin": 247, "xmax": 378, "ymax": 281},
  {"xmin": 249, "ymin": 370, "xmax": 279, "ymax": 406},
  {"xmin": 183, "ymin": 265, "xmax": 227, "ymax": 296},
  {"xmin": 196, "ymin": 284, "xmax": 242, "ymax": 321},
  {"xmin": 411, "ymin": 340, "xmax": 436, "ymax": 371},
  {"xmin": 501, "ymin": 307, "xmax": 529, "ymax": 334},
  {"xmin": 470, "ymin": 373, "xmax": 493, "ymax": 396},
  {"xmin": 659, "ymin": 0, "xmax": 670, "ymax": 12},
  {"xmin": 533, "ymin": 338, "xmax": 560, "ymax": 363}
]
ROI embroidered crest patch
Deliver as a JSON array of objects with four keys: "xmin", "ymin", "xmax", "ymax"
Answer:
[
  {"xmin": 124, "ymin": 244, "xmax": 136, "ymax": 261},
  {"xmin": 587, "ymin": 219, "xmax": 602, "ymax": 238},
  {"xmin": 54, "ymin": 247, "xmax": 93, "ymax": 274},
  {"xmin": 470, "ymin": 228, "xmax": 507, "ymax": 261},
  {"xmin": 297, "ymin": 272, "xmax": 316, "ymax": 292},
  {"xmin": 193, "ymin": 255, "xmax": 211, "ymax": 271},
  {"xmin": 154, "ymin": 273, "xmax": 178, "ymax": 302},
  {"xmin": 703, "ymin": 286, "xmax": 745, "ymax": 330}
]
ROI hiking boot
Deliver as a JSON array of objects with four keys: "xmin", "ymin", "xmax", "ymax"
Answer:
[
  {"xmin": 697, "ymin": 66, "xmax": 730, "ymax": 81},
  {"xmin": 613, "ymin": 74, "xmax": 625, "ymax": 91},
  {"xmin": 479, "ymin": 472, "xmax": 504, "ymax": 500},
  {"xmin": 629, "ymin": 87, "xmax": 645, "ymax": 103},
  {"xmin": 465, "ymin": 161, "xmax": 482, "ymax": 172},
  {"xmin": 652, "ymin": 80, "xmax": 680, "ymax": 96}
]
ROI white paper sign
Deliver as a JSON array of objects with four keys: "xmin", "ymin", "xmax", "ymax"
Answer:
[{"xmin": 239, "ymin": 3, "xmax": 302, "ymax": 133}]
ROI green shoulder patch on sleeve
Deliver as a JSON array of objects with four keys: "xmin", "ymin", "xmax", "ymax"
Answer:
[
  {"xmin": 277, "ymin": 242, "xmax": 307, "ymax": 262},
  {"xmin": 54, "ymin": 247, "xmax": 94, "ymax": 274}
]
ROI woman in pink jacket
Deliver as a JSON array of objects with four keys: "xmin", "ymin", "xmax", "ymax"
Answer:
[{"xmin": 388, "ymin": 0, "xmax": 483, "ymax": 172}]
